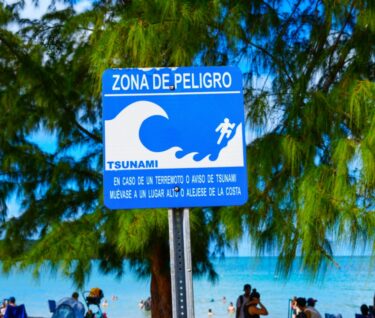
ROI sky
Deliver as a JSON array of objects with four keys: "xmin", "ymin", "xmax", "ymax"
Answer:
[{"xmin": 12, "ymin": 0, "xmax": 92, "ymax": 19}]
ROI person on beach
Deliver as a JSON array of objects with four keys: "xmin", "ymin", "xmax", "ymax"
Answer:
[
  {"xmin": 291, "ymin": 297, "xmax": 298, "ymax": 318},
  {"xmin": 246, "ymin": 289, "xmax": 268, "ymax": 317},
  {"xmin": 0, "ymin": 300, "xmax": 8, "ymax": 318},
  {"xmin": 138, "ymin": 300, "xmax": 144, "ymax": 309},
  {"xmin": 143, "ymin": 297, "xmax": 151, "ymax": 311},
  {"xmin": 102, "ymin": 299, "xmax": 108, "ymax": 309},
  {"xmin": 208, "ymin": 308, "xmax": 213, "ymax": 316},
  {"xmin": 296, "ymin": 298, "xmax": 312, "ymax": 318},
  {"xmin": 236, "ymin": 284, "xmax": 251, "ymax": 318},
  {"xmin": 7, "ymin": 298, "xmax": 16, "ymax": 307},
  {"xmin": 228, "ymin": 302, "xmax": 236, "ymax": 314},
  {"xmin": 71, "ymin": 292, "xmax": 85, "ymax": 318},
  {"xmin": 3, "ymin": 297, "xmax": 28, "ymax": 318},
  {"xmin": 306, "ymin": 298, "xmax": 322, "ymax": 318},
  {"xmin": 85, "ymin": 309, "xmax": 94, "ymax": 318}
]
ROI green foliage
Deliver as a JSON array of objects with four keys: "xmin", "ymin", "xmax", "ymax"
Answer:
[{"xmin": 240, "ymin": 0, "xmax": 375, "ymax": 277}]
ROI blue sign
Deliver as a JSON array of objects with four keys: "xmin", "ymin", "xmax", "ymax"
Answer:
[{"xmin": 103, "ymin": 66, "xmax": 247, "ymax": 209}]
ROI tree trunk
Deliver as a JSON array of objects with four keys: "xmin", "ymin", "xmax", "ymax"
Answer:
[{"xmin": 150, "ymin": 243, "xmax": 172, "ymax": 318}]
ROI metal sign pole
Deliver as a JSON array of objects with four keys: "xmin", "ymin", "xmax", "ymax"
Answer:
[{"xmin": 168, "ymin": 208, "xmax": 195, "ymax": 318}]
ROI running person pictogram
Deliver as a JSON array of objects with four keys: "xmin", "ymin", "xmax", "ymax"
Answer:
[{"xmin": 215, "ymin": 118, "xmax": 235, "ymax": 145}]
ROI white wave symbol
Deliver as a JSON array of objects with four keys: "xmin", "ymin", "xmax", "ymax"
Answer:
[{"xmin": 105, "ymin": 100, "xmax": 244, "ymax": 169}]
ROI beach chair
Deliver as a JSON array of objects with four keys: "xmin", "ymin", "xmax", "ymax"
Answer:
[
  {"xmin": 4, "ymin": 305, "xmax": 28, "ymax": 318},
  {"xmin": 48, "ymin": 300, "xmax": 57, "ymax": 313}
]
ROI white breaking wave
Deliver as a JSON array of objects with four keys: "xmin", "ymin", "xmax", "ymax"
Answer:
[{"xmin": 105, "ymin": 100, "xmax": 244, "ymax": 170}]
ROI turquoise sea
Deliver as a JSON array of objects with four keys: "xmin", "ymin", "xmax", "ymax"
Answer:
[{"xmin": 1, "ymin": 257, "xmax": 374, "ymax": 318}]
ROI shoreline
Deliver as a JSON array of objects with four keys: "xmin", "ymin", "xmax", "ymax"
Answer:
[{"xmin": 1, "ymin": 256, "xmax": 374, "ymax": 318}]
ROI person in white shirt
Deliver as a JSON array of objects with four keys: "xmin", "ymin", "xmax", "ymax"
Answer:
[
  {"xmin": 236, "ymin": 284, "xmax": 251, "ymax": 318},
  {"xmin": 0, "ymin": 299, "xmax": 8, "ymax": 317}
]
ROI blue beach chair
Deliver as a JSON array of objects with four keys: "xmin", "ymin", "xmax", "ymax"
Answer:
[
  {"xmin": 4, "ymin": 305, "xmax": 28, "ymax": 318},
  {"xmin": 48, "ymin": 300, "xmax": 57, "ymax": 313}
]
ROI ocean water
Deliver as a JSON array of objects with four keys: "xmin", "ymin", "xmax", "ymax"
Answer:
[{"xmin": 0, "ymin": 257, "xmax": 374, "ymax": 318}]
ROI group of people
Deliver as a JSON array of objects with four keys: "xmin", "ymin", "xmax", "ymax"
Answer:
[
  {"xmin": 291, "ymin": 297, "xmax": 322, "ymax": 318},
  {"xmin": 54, "ymin": 290, "xmax": 109, "ymax": 318},
  {"xmin": 0, "ymin": 290, "xmax": 108, "ymax": 318},
  {"xmin": 205, "ymin": 284, "xmax": 268, "ymax": 317},
  {"xmin": 291, "ymin": 296, "xmax": 375, "ymax": 318},
  {"xmin": 359, "ymin": 303, "xmax": 375, "ymax": 318},
  {"xmin": 206, "ymin": 297, "xmax": 235, "ymax": 316},
  {"xmin": 1, "ymin": 294, "xmax": 88, "ymax": 318},
  {"xmin": 235, "ymin": 283, "xmax": 269, "ymax": 318},
  {"xmin": 206, "ymin": 284, "xmax": 268, "ymax": 317},
  {"xmin": 0, "ymin": 297, "xmax": 28, "ymax": 318}
]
